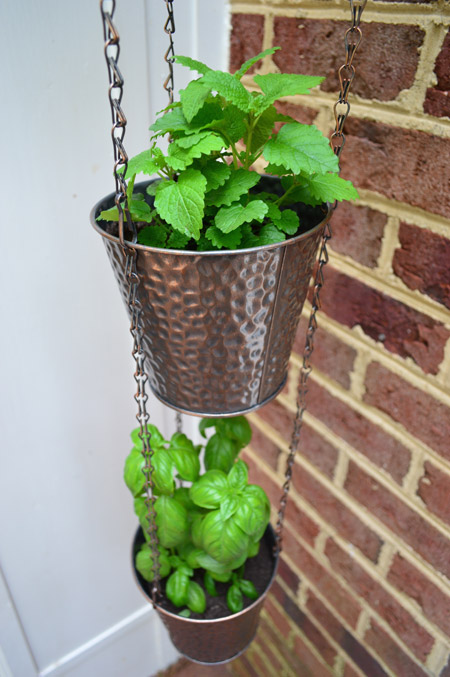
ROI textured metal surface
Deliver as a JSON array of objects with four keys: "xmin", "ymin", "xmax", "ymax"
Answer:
[
  {"xmin": 91, "ymin": 188, "xmax": 329, "ymax": 417},
  {"xmin": 132, "ymin": 525, "xmax": 278, "ymax": 664}
]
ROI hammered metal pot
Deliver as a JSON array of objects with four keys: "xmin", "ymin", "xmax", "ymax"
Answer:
[
  {"xmin": 132, "ymin": 525, "xmax": 278, "ymax": 664},
  {"xmin": 91, "ymin": 180, "xmax": 330, "ymax": 417}
]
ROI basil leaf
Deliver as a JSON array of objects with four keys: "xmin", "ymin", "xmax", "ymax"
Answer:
[
  {"xmin": 131, "ymin": 425, "xmax": 167, "ymax": 451},
  {"xmin": 239, "ymin": 579, "xmax": 259, "ymax": 600},
  {"xmin": 248, "ymin": 540, "xmax": 260, "ymax": 558},
  {"xmin": 220, "ymin": 493, "xmax": 239, "ymax": 521},
  {"xmin": 169, "ymin": 432, "xmax": 200, "ymax": 482},
  {"xmin": 227, "ymin": 459, "xmax": 248, "ymax": 491},
  {"xmin": 178, "ymin": 543, "xmax": 204, "ymax": 569},
  {"xmin": 124, "ymin": 448, "xmax": 145, "ymax": 497},
  {"xmin": 204, "ymin": 434, "xmax": 236, "ymax": 473},
  {"xmin": 223, "ymin": 416, "xmax": 252, "ymax": 447},
  {"xmin": 195, "ymin": 551, "xmax": 232, "ymax": 577},
  {"xmin": 173, "ymin": 487, "xmax": 196, "ymax": 512},
  {"xmin": 204, "ymin": 571, "xmax": 218, "ymax": 597},
  {"xmin": 187, "ymin": 581, "xmax": 207, "ymax": 614},
  {"xmin": 166, "ymin": 570, "xmax": 190, "ymax": 607},
  {"xmin": 201, "ymin": 511, "xmax": 249, "ymax": 564},
  {"xmin": 155, "ymin": 495, "xmax": 189, "ymax": 548},
  {"xmin": 234, "ymin": 485, "xmax": 270, "ymax": 538},
  {"xmin": 190, "ymin": 470, "xmax": 228, "ymax": 509},
  {"xmin": 227, "ymin": 583, "xmax": 244, "ymax": 614},
  {"xmin": 152, "ymin": 448, "xmax": 175, "ymax": 495},
  {"xmin": 135, "ymin": 544, "xmax": 171, "ymax": 581},
  {"xmin": 178, "ymin": 609, "xmax": 191, "ymax": 618}
]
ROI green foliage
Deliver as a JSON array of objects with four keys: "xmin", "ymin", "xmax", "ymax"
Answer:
[
  {"xmin": 125, "ymin": 416, "xmax": 270, "ymax": 616},
  {"xmin": 100, "ymin": 48, "xmax": 357, "ymax": 251}
]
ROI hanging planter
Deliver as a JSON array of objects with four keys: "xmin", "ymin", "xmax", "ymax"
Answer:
[
  {"xmin": 91, "ymin": 178, "xmax": 329, "ymax": 416},
  {"xmin": 91, "ymin": 46, "xmax": 357, "ymax": 417}
]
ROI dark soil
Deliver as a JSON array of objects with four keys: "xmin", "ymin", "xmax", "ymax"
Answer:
[{"xmin": 134, "ymin": 527, "xmax": 277, "ymax": 621}]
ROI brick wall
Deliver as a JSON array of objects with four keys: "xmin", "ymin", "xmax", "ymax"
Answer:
[{"xmin": 229, "ymin": 1, "xmax": 450, "ymax": 675}]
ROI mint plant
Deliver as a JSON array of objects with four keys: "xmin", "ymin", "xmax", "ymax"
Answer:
[
  {"xmin": 125, "ymin": 416, "xmax": 271, "ymax": 617},
  {"xmin": 99, "ymin": 47, "xmax": 358, "ymax": 250}
]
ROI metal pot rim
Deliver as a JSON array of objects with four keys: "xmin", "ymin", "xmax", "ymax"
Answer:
[
  {"xmin": 131, "ymin": 525, "xmax": 279, "ymax": 625},
  {"xmin": 90, "ymin": 180, "xmax": 331, "ymax": 257}
]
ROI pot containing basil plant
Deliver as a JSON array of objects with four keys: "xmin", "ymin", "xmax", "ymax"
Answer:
[
  {"xmin": 126, "ymin": 415, "xmax": 278, "ymax": 664},
  {"xmin": 91, "ymin": 47, "xmax": 358, "ymax": 417}
]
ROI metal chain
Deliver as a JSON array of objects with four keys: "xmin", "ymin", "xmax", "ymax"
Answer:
[
  {"xmin": 99, "ymin": 1, "xmax": 160, "ymax": 603},
  {"xmin": 162, "ymin": 0, "xmax": 176, "ymax": 104},
  {"xmin": 275, "ymin": 0, "xmax": 367, "ymax": 554}
]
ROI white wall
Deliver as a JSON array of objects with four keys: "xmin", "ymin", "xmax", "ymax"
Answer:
[{"xmin": 0, "ymin": 2, "xmax": 229, "ymax": 675}]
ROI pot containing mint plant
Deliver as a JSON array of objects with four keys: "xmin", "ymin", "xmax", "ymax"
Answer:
[
  {"xmin": 125, "ymin": 416, "xmax": 278, "ymax": 664},
  {"xmin": 91, "ymin": 47, "xmax": 358, "ymax": 417}
]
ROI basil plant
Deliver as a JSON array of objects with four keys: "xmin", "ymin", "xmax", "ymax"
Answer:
[{"xmin": 124, "ymin": 417, "xmax": 270, "ymax": 617}]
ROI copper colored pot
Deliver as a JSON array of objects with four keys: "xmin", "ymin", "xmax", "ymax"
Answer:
[
  {"xmin": 91, "ymin": 180, "xmax": 330, "ymax": 417},
  {"xmin": 132, "ymin": 525, "xmax": 278, "ymax": 664}
]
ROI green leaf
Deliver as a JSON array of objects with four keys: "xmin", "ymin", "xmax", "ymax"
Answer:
[
  {"xmin": 129, "ymin": 199, "xmax": 153, "ymax": 222},
  {"xmin": 174, "ymin": 54, "xmax": 212, "ymax": 76},
  {"xmin": 169, "ymin": 432, "xmax": 200, "ymax": 482},
  {"xmin": 131, "ymin": 425, "xmax": 167, "ymax": 450},
  {"xmin": 199, "ymin": 418, "xmax": 222, "ymax": 438},
  {"xmin": 204, "ymin": 571, "xmax": 218, "ymax": 597},
  {"xmin": 234, "ymin": 47, "xmax": 280, "ymax": 79},
  {"xmin": 263, "ymin": 123, "xmax": 340, "ymax": 176},
  {"xmin": 166, "ymin": 570, "xmax": 190, "ymax": 607},
  {"xmin": 227, "ymin": 583, "xmax": 244, "ymax": 614},
  {"xmin": 124, "ymin": 448, "xmax": 145, "ymax": 497},
  {"xmin": 215, "ymin": 201, "xmax": 268, "ymax": 234},
  {"xmin": 228, "ymin": 460, "xmax": 249, "ymax": 491},
  {"xmin": 125, "ymin": 150, "xmax": 160, "ymax": 179},
  {"xmin": 187, "ymin": 581, "xmax": 207, "ymax": 614},
  {"xmin": 195, "ymin": 551, "xmax": 231, "ymax": 577},
  {"xmin": 173, "ymin": 487, "xmax": 196, "ymax": 512},
  {"xmin": 167, "ymin": 133, "xmax": 225, "ymax": 171},
  {"xmin": 204, "ymin": 434, "xmax": 237, "ymax": 473},
  {"xmin": 249, "ymin": 105, "xmax": 278, "ymax": 153},
  {"xmin": 239, "ymin": 579, "xmax": 259, "ymax": 600},
  {"xmin": 273, "ymin": 209, "xmax": 299, "ymax": 235},
  {"xmin": 252, "ymin": 73, "xmax": 324, "ymax": 112},
  {"xmin": 202, "ymin": 160, "xmax": 231, "ymax": 191},
  {"xmin": 149, "ymin": 107, "xmax": 190, "ymax": 135},
  {"xmin": 211, "ymin": 105, "xmax": 247, "ymax": 143},
  {"xmin": 134, "ymin": 496, "xmax": 149, "ymax": 532},
  {"xmin": 205, "ymin": 225, "xmax": 242, "ymax": 250},
  {"xmin": 234, "ymin": 485, "xmax": 270, "ymax": 538},
  {"xmin": 206, "ymin": 168, "xmax": 260, "ymax": 208},
  {"xmin": 154, "ymin": 168, "xmax": 207, "ymax": 240},
  {"xmin": 191, "ymin": 514, "xmax": 204, "ymax": 549},
  {"xmin": 137, "ymin": 225, "xmax": 167, "ymax": 247},
  {"xmin": 178, "ymin": 609, "xmax": 191, "ymax": 618},
  {"xmin": 152, "ymin": 448, "xmax": 175, "ymax": 495},
  {"xmin": 155, "ymin": 495, "xmax": 189, "ymax": 548},
  {"xmin": 98, "ymin": 206, "xmax": 119, "ymax": 222},
  {"xmin": 220, "ymin": 494, "xmax": 240, "ymax": 521},
  {"xmin": 199, "ymin": 70, "xmax": 253, "ymax": 112},
  {"xmin": 248, "ymin": 540, "xmax": 260, "ymax": 558},
  {"xmin": 146, "ymin": 181, "xmax": 160, "ymax": 197},
  {"xmin": 180, "ymin": 80, "xmax": 211, "ymax": 122},
  {"xmin": 257, "ymin": 223, "xmax": 286, "ymax": 246},
  {"xmin": 304, "ymin": 173, "xmax": 359, "ymax": 203},
  {"xmin": 135, "ymin": 544, "xmax": 171, "ymax": 581},
  {"xmin": 224, "ymin": 417, "xmax": 252, "ymax": 446},
  {"xmin": 239, "ymin": 224, "xmax": 260, "ymax": 249},
  {"xmin": 190, "ymin": 469, "xmax": 228, "ymax": 509},
  {"xmin": 201, "ymin": 511, "xmax": 249, "ymax": 564},
  {"xmin": 167, "ymin": 231, "xmax": 191, "ymax": 249}
]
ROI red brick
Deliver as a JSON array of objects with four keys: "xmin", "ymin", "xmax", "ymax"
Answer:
[
  {"xmin": 307, "ymin": 380, "xmax": 411, "ymax": 483},
  {"xmin": 264, "ymin": 595, "xmax": 293, "ymax": 638},
  {"xmin": 292, "ymin": 464, "xmax": 383, "ymax": 561},
  {"xmin": 418, "ymin": 462, "xmax": 450, "ymax": 524},
  {"xmin": 329, "ymin": 203, "xmax": 386, "ymax": 269},
  {"xmin": 280, "ymin": 595, "xmax": 337, "ymax": 667},
  {"xmin": 424, "ymin": 30, "xmax": 450, "ymax": 118},
  {"xmin": 344, "ymin": 663, "xmax": 361, "ymax": 677},
  {"xmin": 393, "ymin": 223, "xmax": 450, "ymax": 310},
  {"xmin": 388, "ymin": 553, "xmax": 450, "ymax": 636},
  {"xmin": 249, "ymin": 424, "xmax": 279, "ymax": 470},
  {"xmin": 298, "ymin": 423, "xmax": 339, "ymax": 479},
  {"xmin": 247, "ymin": 644, "xmax": 276, "ymax": 676},
  {"xmin": 341, "ymin": 119, "xmax": 450, "ymax": 219},
  {"xmin": 306, "ymin": 590, "xmax": 347, "ymax": 644},
  {"xmin": 325, "ymin": 538, "xmax": 434, "ymax": 661},
  {"xmin": 319, "ymin": 267, "xmax": 449, "ymax": 374},
  {"xmin": 345, "ymin": 461, "xmax": 450, "ymax": 579},
  {"xmin": 294, "ymin": 317, "xmax": 357, "ymax": 389},
  {"xmin": 283, "ymin": 526, "xmax": 362, "ymax": 626},
  {"xmin": 292, "ymin": 633, "xmax": 331, "ymax": 677},
  {"xmin": 341, "ymin": 632, "xmax": 388, "ymax": 677},
  {"xmin": 278, "ymin": 555, "xmax": 301, "ymax": 593},
  {"xmin": 234, "ymin": 654, "xmax": 259, "ymax": 677},
  {"xmin": 256, "ymin": 399, "xmax": 294, "ymax": 443},
  {"xmin": 241, "ymin": 450, "xmax": 281, "ymax": 507},
  {"xmin": 364, "ymin": 362, "xmax": 450, "ymax": 462},
  {"xmin": 274, "ymin": 101, "xmax": 317, "ymax": 126},
  {"xmin": 285, "ymin": 496, "xmax": 320, "ymax": 547},
  {"xmin": 229, "ymin": 14, "xmax": 265, "ymax": 74},
  {"xmin": 365, "ymin": 621, "xmax": 428, "ymax": 677},
  {"xmin": 272, "ymin": 18, "xmax": 424, "ymax": 101}
]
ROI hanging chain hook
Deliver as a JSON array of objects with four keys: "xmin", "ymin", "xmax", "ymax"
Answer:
[
  {"xmin": 162, "ymin": 0, "xmax": 176, "ymax": 104},
  {"xmin": 99, "ymin": 1, "xmax": 161, "ymax": 603},
  {"xmin": 274, "ymin": 0, "xmax": 366, "ymax": 555}
]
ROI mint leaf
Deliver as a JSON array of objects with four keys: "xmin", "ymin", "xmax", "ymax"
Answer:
[
  {"xmin": 137, "ymin": 225, "xmax": 168, "ymax": 247},
  {"xmin": 167, "ymin": 133, "xmax": 225, "ymax": 171},
  {"xmin": 250, "ymin": 105, "xmax": 278, "ymax": 153},
  {"xmin": 239, "ymin": 224, "xmax": 259, "ymax": 249},
  {"xmin": 167, "ymin": 231, "xmax": 191, "ymax": 249},
  {"xmin": 180, "ymin": 80, "xmax": 210, "ymax": 122},
  {"xmin": 253, "ymin": 73, "xmax": 324, "ymax": 112},
  {"xmin": 234, "ymin": 47, "xmax": 280, "ymax": 79},
  {"xmin": 98, "ymin": 206, "xmax": 119, "ymax": 222},
  {"xmin": 149, "ymin": 107, "xmax": 190, "ymax": 135},
  {"xmin": 175, "ymin": 131, "xmax": 213, "ymax": 148},
  {"xmin": 205, "ymin": 226, "xmax": 242, "ymax": 250},
  {"xmin": 174, "ymin": 55, "xmax": 212, "ymax": 76},
  {"xmin": 211, "ymin": 105, "xmax": 247, "ymax": 143},
  {"xmin": 125, "ymin": 150, "xmax": 160, "ymax": 178},
  {"xmin": 264, "ymin": 123, "xmax": 340, "ymax": 176},
  {"xmin": 273, "ymin": 209, "xmax": 299, "ymax": 235},
  {"xmin": 202, "ymin": 160, "xmax": 231, "ymax": 191},
  {"xmin": 146, "ymin": 181, "xmax": 160, "ymax": 196},
  {"xmin": 215, "ymin": 200, "xmax": 268, "ymax": 234},
  {"xmin": 129, "ymin": 199, "xmax": 153, "ymax": 222},
  {"xmin": 199, "ymin": 70, "xmax": 253, "ymax": 112},
  {"xmin": 206, "ymin": 168, "xmax": 261, "ymax": 207},
  {"xmin": 305, "ymin": 173, "xmax": 360, "ymax": 202},
  {"xmin": 257, "ymin": 223, "xmax": 286, "ymax": 245},
  {"xmin": 155, "ymin": 169, "xmax": 207, "ymax": 240}
]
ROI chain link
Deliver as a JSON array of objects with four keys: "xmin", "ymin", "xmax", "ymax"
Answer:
[
  {"xmin": 275, "ymin": 0, "xmax": 366, "ymax": 555},
  {"xmin": 162, "ymin": 1, "xmax": 176, "ymax": 104},
  {"xmin": 99, "ymin": 1, "xmax": 160, "ymax": 603}
]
